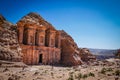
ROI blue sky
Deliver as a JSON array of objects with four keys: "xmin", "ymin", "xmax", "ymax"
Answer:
[{"xmin": 0, "ymin": 0, "xmax": 120, "ymax": 49}]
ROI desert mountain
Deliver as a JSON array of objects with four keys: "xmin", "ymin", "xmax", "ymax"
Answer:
[
  {"xmin": 0, "ymin": 14, "xmax": 22, "ymax": 61},
  {"xmin": 89, "ymin": 48, "xmax": 117, "ymax": 60},
  {"xmin": 0, "ymin": 12, "xmax": 96, "ymax": 66}
]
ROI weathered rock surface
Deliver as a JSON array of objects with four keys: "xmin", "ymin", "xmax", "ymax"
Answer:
[
  {"xmin": 0, "ymin": 15, "xmax": 22, "ymax": 61},
  {"xmin": 79, "ymin": 48, "xmax": 96, "ymax": 62},
  {"xmin": 17, "ymin": 12, "xmax": 55, "ymax": 30},
  {"xmin": 60, "ymin": 30, "xmax": 82, "ymax": 66}
]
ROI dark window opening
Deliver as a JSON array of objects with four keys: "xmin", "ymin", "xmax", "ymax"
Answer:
[
  {"xmin": 23, "ymin": 29, "xmax": 27, "ymax": 44},
  {"xmin": 35, "ymin": 32, "xmax": 38, "ymax": 45},
  {"xmin": 39, "ymin": 54, "xmax": 42, "ymax": 63}
]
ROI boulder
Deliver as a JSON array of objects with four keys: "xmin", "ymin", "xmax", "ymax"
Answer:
[{"xmin": 79, "ymin": 48, "xmax": 96, "ymax": 62}]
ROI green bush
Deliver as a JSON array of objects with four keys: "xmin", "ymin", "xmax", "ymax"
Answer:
[
  {"xmin": 100, "ymin": 68, "xmax": 106, "ymax": 74},
  {"xmin": 115, "ymin": 70, "xmax": 120, "ymax": 76},
  {"xmin": 69, "ymin": 72, "xmax": 74, "ymax": 75},
  {"xmin": 88, "ymin": 72, "xmax": 95, "ymax": 77},
  {"xmin": 75, "ymin": 73, "xmax": 82, "ymax": 80},
  {"xmin": 100, "ymin": 68, "xmax": 113, "ymax": 75},
  {"xmin": 82, "ymin": 74, "xmax": 88, "ymax": 79},
  {"xmin": 107, "ymin": 68, "xmax": 113, "ymax": 72},
  {"xmin": 67, "ymin": 74, "xmax": 74, "ymax": 80}
]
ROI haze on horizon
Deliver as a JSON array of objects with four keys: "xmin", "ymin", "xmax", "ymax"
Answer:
[{"xmin": 0, "ymin": 0, "xmax": 120, "ymax": 49}]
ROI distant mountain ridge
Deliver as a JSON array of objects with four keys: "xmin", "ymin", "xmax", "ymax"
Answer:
[
  {"xmin": 89, "ymin": 48, "xmax": 117, "ymax": 60},
  {"xmin": 89, "ymin": 48, "xmax": 117, "ymax": 55}
]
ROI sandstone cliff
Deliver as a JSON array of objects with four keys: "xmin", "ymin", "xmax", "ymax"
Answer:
[
  {"xmin": 60, "ymin": 30, "xmax": 96, "ymax": 65},
  {"xmin": 60, "ymin": 30, "xmax": 82, "ymax": 66},
  {"xmin": 0, "ymin": 15, "xmax": 22, "ymax": 61}
]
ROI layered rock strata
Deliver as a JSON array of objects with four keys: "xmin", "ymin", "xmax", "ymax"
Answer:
[{"xmin": 0, "ymin": 15, "xmax": 22, "ymax": 61}]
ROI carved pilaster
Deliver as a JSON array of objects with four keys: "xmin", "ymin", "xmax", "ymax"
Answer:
[
  {"xmin": 18, "ymin": 26, "xmax": 24, "ymax": 44},
  {"xmin": 45, "ymin": 29, "xmax": 56, "ymax": 47},
  {"xmin": 55, "ymin": 31, "xmax": 61, "ymax": 48},
  {"xmin": 36, "ymin": 25, "xmax": 46, "ymax": 46},
  {"xmin": 27, "ymin": 28, "xmax": 36, "ymax": 45},
  {"xmin": 17, "ymin": 21, "xmax": 25, "ymax": 44}
]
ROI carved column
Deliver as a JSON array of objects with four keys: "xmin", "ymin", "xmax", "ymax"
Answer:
[
  {"xmin": 18, "ymin": 27, "xmax": 24, "ymax": 44},
  {"xmin": 46, "ymin": 29, "xmax": 56, "ymax": 47},
  {"xmin": 55, "ymin": 31, "xmax": 61, "ymax": 48},
  {"xmin": 27, "ymin": 28, "xmax": 36, "ymax": 45},
  {"xmin": 36, "ymin": 26, "xmax": 46, "ymax": 46},
  {"xmin": 17, "ymin": 21, "xmax": 24, "ymax": 44}
]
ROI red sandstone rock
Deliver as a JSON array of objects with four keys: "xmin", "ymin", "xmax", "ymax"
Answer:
[
  {"xmin": 0, "ymin": 12, "xmax": 96, "ymax": 66},
  {"xmin": 17, "ymin": 12, "xmax": 61, "ymax": 65},
  {"xmin": 0, "ymin": 15, "xmax": 22, "ymax": 62},
  {"xmin": 60, "ymin": 30, "xmax": 82, "ymax": 66},
  {"xmin": 79, "ymin": 48, "xmax": 96, "ymax": 62}
]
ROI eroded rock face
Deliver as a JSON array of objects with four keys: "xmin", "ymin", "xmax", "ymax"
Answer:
[
  {"xmin": 0, "ymin": 14, "xmax": 6, "ymax": 25},
  {"xmin": 60, "ymin": 30, "xmax": 82, "ymax": 66},
  {"xmin": 0, "ymin": 15, "xmax": 22, "ymax": 61},
  {"xmin": 18, "ymin": 12, "xmax": 55, "ymax": 30},
  {"xmin": 79, "ymin": 48, "xmax": 96, "ymax": 62}
]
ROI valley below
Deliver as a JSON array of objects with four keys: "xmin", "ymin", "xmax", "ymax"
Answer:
[{"xmin": 0, "ymin": 58, "xmax": 120, "ymax": 80}]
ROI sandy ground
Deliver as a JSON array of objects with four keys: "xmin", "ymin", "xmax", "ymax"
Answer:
[{"xmin": 0, "ymin": 59, "xmax": 120, "ymax": 80}]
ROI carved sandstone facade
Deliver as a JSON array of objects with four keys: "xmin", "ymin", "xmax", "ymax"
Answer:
[
  {"xmin": 17, "ymin": 21, "xmax": 61, "ymax": 65},
  {"xmin": 0, "ymin": 13, "xmax": 96, "ymax": 66},
  {"xmin": 15, "ymin": 12, "xmax": 95, "ymax": 66}
]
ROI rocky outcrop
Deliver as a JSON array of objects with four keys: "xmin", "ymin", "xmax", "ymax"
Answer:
[
  {"xmin": 79, "ymin": 48, "xmax": 96, "ymax": 62},
  {"xmin": 0, "ymin": 15, "xmax": 22, "ymax": 61},
  {"xmin": 0, "ymin": 14, "xmax": 6, "ymax": 25},
  {"xmin": 116, "ymin": 49, "xmax": 120, "ymax": 58},
  {"xmin": 17, "ymin": 12, "xmax": 55, "ymax": 30},
  {"xmin": 60, "ymin": 30, "xmax": 82, "ymax": 66}
]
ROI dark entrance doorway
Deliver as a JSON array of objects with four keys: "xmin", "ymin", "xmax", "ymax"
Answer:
[{"xmin": 39, "ymin": 54, "xmax": 42, "ymax": 63}]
